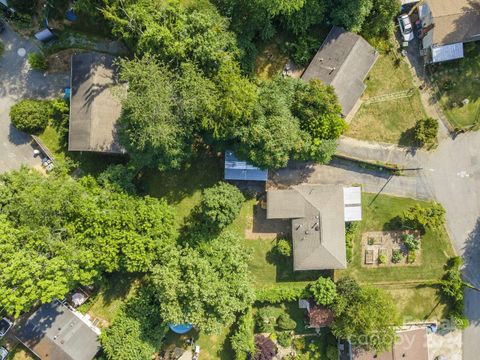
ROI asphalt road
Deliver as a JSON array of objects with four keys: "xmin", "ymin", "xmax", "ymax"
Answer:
[{"xmin": 0, "ymin": 22, "xmax": 68, "ymax": 172}]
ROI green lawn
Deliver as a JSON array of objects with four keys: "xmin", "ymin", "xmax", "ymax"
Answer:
[
  {"xmin": 38, "ymin": 125, "xmax": 125, "ymax": 176},
  {"xmin": 347, "ymin": 50, "xmax": 426, "ymax": 146},
  {"xmin": 337, "ymin": 193, "xmax": 455, "ymax": 283},
  {"xmin": 429, "ymin": 42, "xmax": 480, "ymax": 129}
]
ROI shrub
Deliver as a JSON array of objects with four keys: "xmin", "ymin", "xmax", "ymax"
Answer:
[
  {"xmin": 253, "ymin": 335, "xmax": 277, "ymax": 360},
  {"xmin": 0, "ymin": 41, "xmax": 4, "ymax": 56},
  {"xmin": 231, "ymin": 308, "xmax": 255, "ymax": 360},
  {"xmin": 402, "ymin": 203, "xmax": 446, "ymax": 232},
  {"xmin": 255, "ymin": 286, "xmax": 307, "ymax": 304},
  {"xmin": 256, "ymin": 307, "xmax": 279, "ymax": 333},
  {"xmin": 407, "ymin": 250, "xmax": 417, "ymax": 264},
  {"xmin": 402, "ymin": 234, "xmax": 420, "ymax": 251},
  {"xmin": 277, "ymin": 313, "xmax": 297, "ymax": 331},
  {"xmin": 326, "ymin": 345, "xmax": 338, "ymax": 360},
  {"xmin": 310, "ymin": 277, "xmax": 337, "ymax": 306},
  {"xmin": 391, "ymin": 249, "xmax": 403, "ymax": 263},
  {"xmin": 378, "ymin": 254, "xmax": 387, "ymax": 264},
  {"xmin": 345, "ymin": 222, "xmax": 358, "ymax": 263},
  {"xmin": 28, "ymin": 52, "xmax": 48, "ymax": 71},
  {"xmin": 98, "ymin": 164, "xmax": 137, "ymax": 194},
  {"xmin": 10, "ymin": 99, "xmax": 50, "ymax": 133},
  {"xmin": 287, "ymin": 36, "xmax": 322, "ymax": 66},
  {"xmin": 276, "ymin": 239, "xmax": 292, "ymax": 257},
  {"xmin": 414, "ymin": 117, "xmax": 438, "ymax": 148},
  {"xmin": 276, "ymin": 331, "xmax": 292, "ymax": 348},
  {"xmin": 293, "ymin": 337, "xmax": 305, "ymax": 351},
  {"xmin": 199, "ymin": 182, "xmax": 245, "ymax": 230}
]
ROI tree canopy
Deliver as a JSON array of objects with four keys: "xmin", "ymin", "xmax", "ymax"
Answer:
[
  {"xmin": 310, "ymin": 277, "xmax": 338, "ymax": 306},
  {"xmin": 0, "ymin": 168, "xmax": 176, "ymax": 316},
  {"xmin": 150, "ymin": 231, "xmax": 254, "ymax": 333}
]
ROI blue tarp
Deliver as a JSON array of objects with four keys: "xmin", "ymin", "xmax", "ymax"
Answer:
[
  {"xmin": 34, "ymin": 28, "xmax": 55, "ymax": 42},
  {"xmin": 66, "ymin": 9, "xmax": 77, "ymax": 21},
  {"xmin": 169, "ymin": 323, "xmax": 193, "ymax": 334},
  {"xmin": 224, "ymin": 150, "xmax": 268, "ymax": 181}
]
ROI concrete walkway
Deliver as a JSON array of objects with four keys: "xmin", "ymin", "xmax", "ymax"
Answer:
[{"xmin": 0, "ymin": 22, "xmax": 69, "ymax": 172}]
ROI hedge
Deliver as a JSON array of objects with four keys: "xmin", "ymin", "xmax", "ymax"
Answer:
[
  {"xmin": 230, "ymin": 307, "xmax": 255, "ymax": 360},
  {"xmin": 255, "ymin": 285, "xmax": 308, "ymax": 304}
]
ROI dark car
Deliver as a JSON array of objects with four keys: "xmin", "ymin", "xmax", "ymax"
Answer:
[{"xmin": 0, "ymin": 318, "xmax": 12, "ymax": 338}]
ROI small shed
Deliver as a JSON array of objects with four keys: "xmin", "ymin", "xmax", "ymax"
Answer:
[
  {"xmin": 224, "ymin": 150, "xmax": 268, "ymax": 182},
  {"xmin": 343, "ymin": 187, "xmax": 362, "ymax": 222}
]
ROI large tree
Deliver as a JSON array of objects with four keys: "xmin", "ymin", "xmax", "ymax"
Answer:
[
  {"xmin": 330, "ymin": 0, "xmax": 374, "ymax": 33},
  {"xmin": 0, "ymin": 168, "xmax": 176, "ymax": 316},
  {"xmin": 332, "ymin": 278, "xmax": 400, "ymax": 352},
  {"xmin": 150, "ymin": 232, "xmax": 254, "ymax": 333}
]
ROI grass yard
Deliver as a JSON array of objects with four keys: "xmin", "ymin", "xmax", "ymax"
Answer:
[
  {"xmin": 254, "ymin": 36, "xmax": 290, "ymax": 80},
  {"xmin": 336, "ymin": 193, "xmax": 455, "ymax": 284},
  {"xmin": 382, "ymin": 284, "xmax": 450, "ymax": 322},
  {"xmin": 428, "ymin": 42, "xmax": 480, "ymax": 129},
  {"xmin": 346, "ymin": 50, "xmax": 426, "ymax": 146},
  {"xmin": 7, "ymin": 345, "xmax": 35, "ymax": 360},
  {"xmin": 38, "ymin": 125, "xmax": 125, "ymax": 176}
]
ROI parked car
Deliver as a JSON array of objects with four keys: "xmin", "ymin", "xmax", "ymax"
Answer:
[
  {"xmin": 0, "ymin": 318, "xmax": 12, "ymax": 338},
  {"xmin": 398, "ymin": 14, "xmax": 414, "ymax": 41},
  {"xmin": 0, "ymin": 347, "xmax": 8, "ymax": 360}
]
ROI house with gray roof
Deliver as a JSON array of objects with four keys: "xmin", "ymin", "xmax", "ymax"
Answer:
[
  {"xmin": 301, "ymin": 26, "xmax": 379, "ymax": 121},
  {"xmin": 15, "ymin": 301, "xmax": 101, "ymax": 360},
  {"xmin": 267, "ymin": 185, "xmax": 362, "ymax": 271},
  {"xmin": 69, "ymin": 52, "xmax": 125, "ymax": 154}
]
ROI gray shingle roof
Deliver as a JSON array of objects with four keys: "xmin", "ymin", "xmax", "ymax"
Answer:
[
  {"xmin": 69, "ymin": 52, "xmax": 125, "ymax": 154},
  {"xmin": 301, "ymin": 26, "xmax": 379, "ymax": 118},
  {"xmin": 15, "ymin": 301, "xmax": 100, "ymax": 360},
  {"xmin": 267, "ymin": 185, "xmax": 346, "ymax": 271}
]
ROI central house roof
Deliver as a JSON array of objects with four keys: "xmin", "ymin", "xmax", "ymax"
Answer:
[
  {"xmin": 301, "ymin": 26, "xmax": 378, "ymax": 119},
  {"xmin": 267, "ymin": 185, "xmax": 348, "ymax": 271},
  {"xmin": 69, "ymin": 52, "xmax": 125, "ymax": 154}
]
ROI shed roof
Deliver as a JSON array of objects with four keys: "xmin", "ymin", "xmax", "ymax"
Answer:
[
  {"xmin": 301, "ymin": 26, "xmax": 378, "ymax": 118},
  {"xmin": 224, "ymin": 151, "xmax": 268, "ymax": 181},
  {"xmin": 425, "ymin": 0, "xmax": 480, "ymax": 45},
  {"xmin": 353, "ymin": 328, "xmax": 428, "ymax": 360},
  {"xmin": 267, "ymin": 185, "xmax": 347, "ymax": 270},
  {"xmin": 15, "ymin": 301, "xmax": 101, "ymax": 360},
  {"xmin": 69, "ymin": 52, "xmax": 125, "ymax": 154}
]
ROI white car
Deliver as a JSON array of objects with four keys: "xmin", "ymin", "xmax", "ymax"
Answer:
[
  {"xmin": 0, "ymin": 318, "xmax": 12, "ymax": 338},
  {"xmin": 398, "ymin": 14, "xmax": 414, "ymax": 42},
  {"xmin": 0, "ymin": 346, "xmax": 8, "ymax": 360}
]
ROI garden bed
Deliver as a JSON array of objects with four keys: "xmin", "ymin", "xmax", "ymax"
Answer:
[{"xmin": 362, "ymin": 230, "xmax": 422, "ymax": 267}]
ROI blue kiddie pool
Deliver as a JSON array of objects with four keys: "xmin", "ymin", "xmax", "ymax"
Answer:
[
  {"xmin": 66, "ymin": 9, "xmax": 78, "ymax": 22},
  {"xmin": 169, "ymin": 323, "xmax": 193, "ymax": 334}
]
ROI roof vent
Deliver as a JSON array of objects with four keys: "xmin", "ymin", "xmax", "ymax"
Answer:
[{"xmin": 305, "ymin": 230, "xmax": 310, "ymax": 235}]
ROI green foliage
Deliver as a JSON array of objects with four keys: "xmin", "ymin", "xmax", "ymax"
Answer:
[
  {"xmin": 440, "ymin": 257, "xmax": 468, "ymax": 330},
  {"xmin": 402, "ymin": 203, "xmax": 446, "ymax": 232},
  {"xmin": 281, "ymin": 0, "xmax": 326, "ymax": 35},
  {"xmin": 332, "ymin": 277, "xmax": 400, "ymax": 352},
  {"xmin": 98, "ymin": 164, "xmax": 137, "ymax": 194},
  {"xmin": 255, "ymin": 285, "xmax": 307, "ymax": 304},
  {"xmin": 101, "ymin": 286, "xmax": 168, "ymax": 360},
  {"xmin": 199, "ymin": 182, "xmax": 245, "ymax": 230},
  {"xmin": 256, "ymin": 306, "xmax": 279, "ymax": 333},
  {"xmin": 276, "ymin": 239, "xmax": 292, "ymax": 257},
  {"xmin": 407, "ymin": 250, "xmax": 417, "ymax": 263},
  {"xmin": 345, "ymin": 222, "xmax": 359, "ymax": 263},
  {"xmin": 391, "ymin": 249, "xmax": 403, "ymax": 263},
  {"xmin": 150, "ymin": 231, "xmax": 254, "ymax": 333},
  {"xmin": 330, "ymin": 0, "xmax": 373, "ymax": 33},
  {"xmin": 414, "ymin": 117, "xmax": 438, "ymax": 148},
  {"xmin": 402, "ymin": 234, "xmax": 420, "ymax": 251},
  {"xmin": 277, "ymin": 313, "xmax": 297, "ymax": 331},
  {"xmin": 362, "ymin": 0, "xmax": 400, "ymax": 38},
  {"xmin": 0, "ymin": 41, "xmax": 4, "ymax": 56},
  {"xmin": 28, "ymin": 52, "xmax": 48, "ymax": 71},
  {"xmin": 10, "ymin": 99, "xmax": 50, "ymax": 134},
  {"xmin": 277, "ymin": 331, "xmax": 292, "ymax": 347},
  {"xmin": 9, "ymin": 0, "xmax": 37, "ymax": 14},
  {"xmin": 231, "ymin": 308, "xmax": 255, "ymax": 360},
  {"xmin": 287, "ymin": 35, "xmax": 322, "ymax": 66},
  {"xmin": 309, "ymin": 277, "xmax": 337, "ymax": 306},
  {"xmin": 326, "ymin": 345, "xmax": 338, "ymax": 360},
  {"xmin": 0, "ymin": 168, "xmax": 176, "ymax": 316},
  {"xmin": 378, "ymin": 254, "xmax": 387, "ymax": 264}
]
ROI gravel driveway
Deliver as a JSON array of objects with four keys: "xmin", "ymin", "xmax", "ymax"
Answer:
[{"xmin": 0, "ymin": 22, "xmax": 69, "ymax": 172}]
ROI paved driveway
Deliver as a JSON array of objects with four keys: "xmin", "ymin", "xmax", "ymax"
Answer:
[{"xmin": 0, "ymin": 23, "xmax": 69, "ymax": 172}]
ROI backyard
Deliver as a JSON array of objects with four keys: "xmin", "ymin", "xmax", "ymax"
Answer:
[
  {"xmin": 346, "ymin": 46, "xmax": 426, "ymax": 146},
  {"xmin": 428, "ymin": 41, "xmax": 480, "ymax": 130}
]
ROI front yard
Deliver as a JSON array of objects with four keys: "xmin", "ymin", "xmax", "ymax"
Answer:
[
  {"xmin": 428, "ymin": 41, "xmax": 480, "ymax": 130},
  {"xmin": 346, "ymin": 46, "xmax": 426, "ymax": 146}
]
